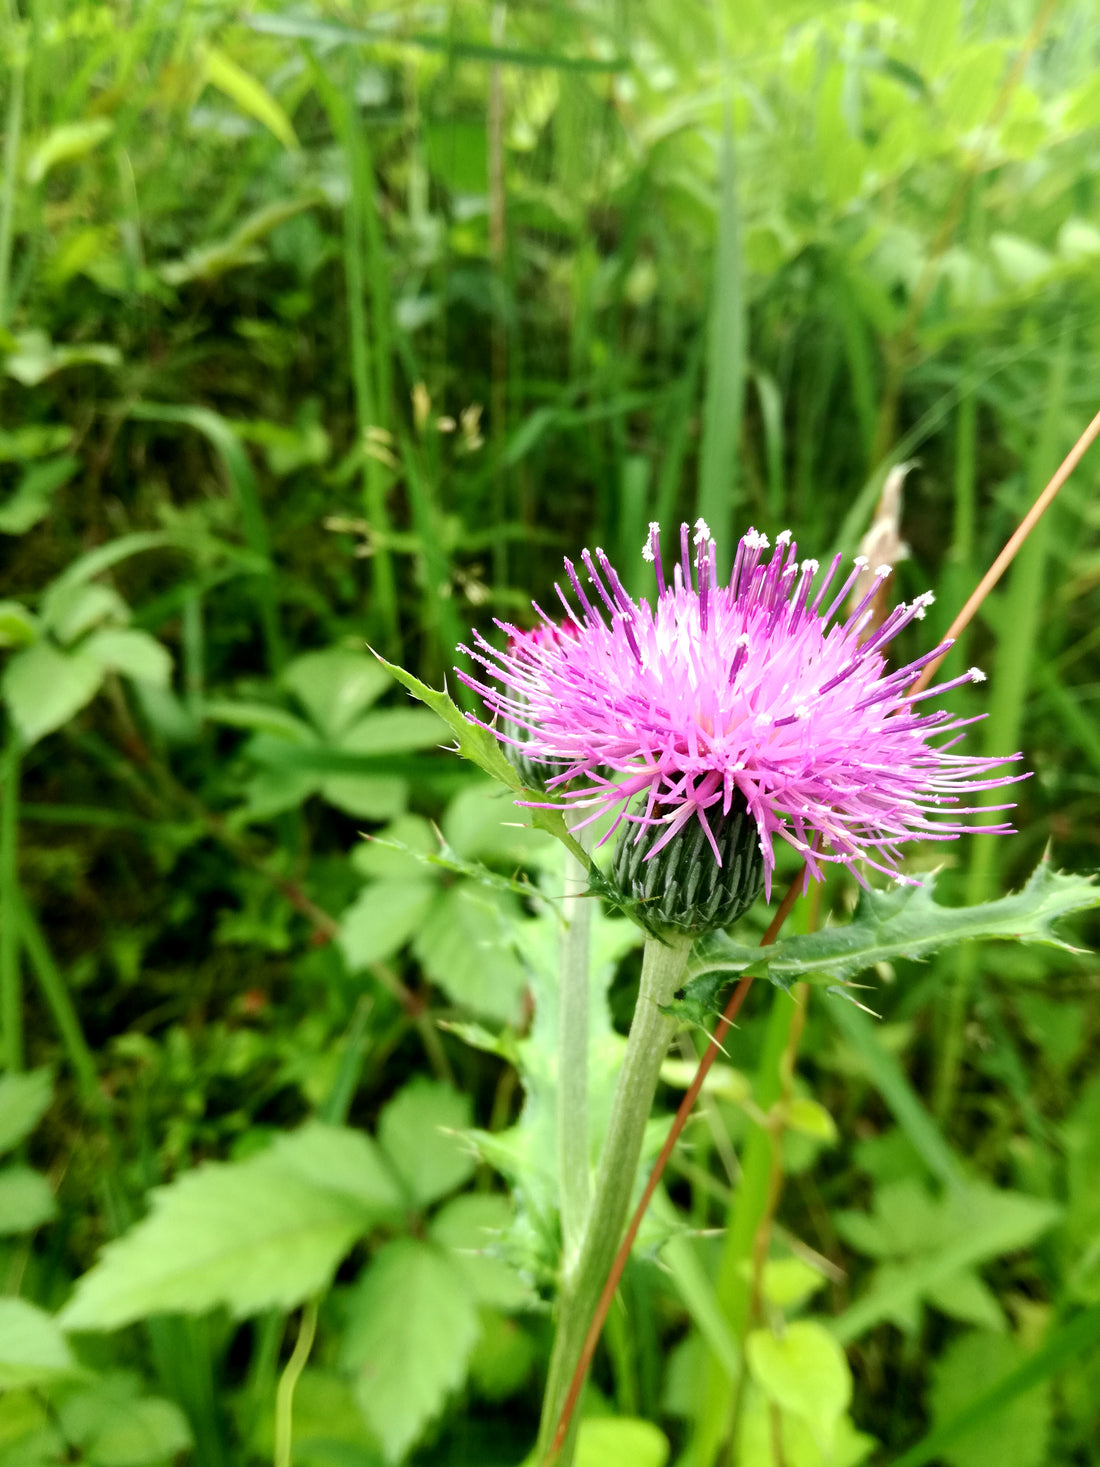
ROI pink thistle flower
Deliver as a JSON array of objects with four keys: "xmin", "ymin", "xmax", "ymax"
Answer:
[{"xmin": 458, "ymin": 520, "xmax": 1022, "ymax": 902}]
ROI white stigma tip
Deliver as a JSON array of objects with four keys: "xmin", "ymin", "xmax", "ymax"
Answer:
[
  {"xmin": 875, "ymin": 563, "xmax": 892, "ymax": 578},
  {"xmin": 969, "ymin": 667, "xmax": 987, "ymax": 683},
  {"xmin": 800, "ymin": 558, "xmax": 819, "ymax": 574},
  {"xmin": 641, "ymin": 542, "xmax": 655, "ymax": 562},
  {"xmin": 649, "ymin": 520, "xmax": 660, "ymax": 532},
  {"xmin": 776, "ymin": 529, "xmax": 792, "ymax": 546},
  {"xmin": 795, "ymin": 704, "xmax": 809, "ymax": 720},
  {"xmin": 693, "ymin": 517, "xmax": 712, "ymax": 543}
]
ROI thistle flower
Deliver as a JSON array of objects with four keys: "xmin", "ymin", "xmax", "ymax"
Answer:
[{"xmin": 459, "ymin": 521, "xmax": 1021, "ymax": 910}]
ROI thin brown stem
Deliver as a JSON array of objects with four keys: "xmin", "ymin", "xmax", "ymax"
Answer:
[{"xmin": 910, "ymin": 404, "xmax": 1100, "ymax": 696}]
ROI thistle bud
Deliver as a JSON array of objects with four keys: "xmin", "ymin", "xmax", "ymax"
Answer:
[{"xmin": 610, "ymin": 794, "xmax": 766, "ymax": 936}]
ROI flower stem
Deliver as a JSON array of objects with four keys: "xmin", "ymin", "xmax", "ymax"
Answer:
[
  {"xmin": 537, "ymin": 929, "xmax": 693, "ymax": 1464},
  {"xmin": 559, "ymin": 828, "xmax": 593, "ymax": 1275},
  {"xmin": 0, "ymin": 740, "xmax": 22, "ymax": 1073}
]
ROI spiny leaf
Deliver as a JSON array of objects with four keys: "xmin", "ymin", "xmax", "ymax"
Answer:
[
  {"xmin": 683, "ymin": 857, "xmax": 1098, "ymax": 1012},
  {"xmin": 373, "ymin": 655, "xmax": 591, "ymax": 867}
]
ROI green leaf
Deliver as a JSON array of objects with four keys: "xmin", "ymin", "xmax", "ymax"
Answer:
[
  {"xmin": 40, "ymin": 582, "xmax": 128, "ymax": 645},
  {"xmin": 338, "ymin": 880, "xmax": 438, "ymax": 970},
  {"xmin": 377, "ymin": 1079, "xmax": 475, "ymax": 1209},
  {"xmin": 3, "ymin": 330, "xmax": 121, "ymax": 387},
  {"xmin": 259, "ymin": 1123, "xmax": 405, "ymax": 1216},
  {"xmin": 0, "ymin": 1167, "xmax": 57, "ymax": 1234},
  {"xmin": 0, "ymin": 455, "xmax": 78, "ymax": 535},
  {"xmin": 412, "ymin": 881, "xmax": 530, "ymax": 1023},
  {"xmin": 747, "ymin": 1321, "xmax": 851, "ymax": 1450},
  {"xmin": 338, "ymin": 707, "xmax": 446, "ymax": 756},
  {"xmin": 319, "ymin": 773, "xmax": 407, "ymax": 821},
  {"xmin": 158, "ymin": 195, "xmax": 322, "ymax": 286},
  {"xmin": 0, "ymin": 1069, "xmax": 53, "ymax": 1155},
  {"xmin": 201, "ymin": 44, "xmax": 299, "ymax": 150},
  {"xmin": 25, "ymin": 119, "xmax": 114, "ymax": 185},
  {"xmin": 0, "ymin": 601, "xmax": 39, "ymax": 648},
  {"xmin": 925, "ymin": 1268, "xmax": 1005, "ymax": 1332},
  {"xmin": 687, "ymin": 859, "xmax": 1099, "ymax": 999},
  {"xmin": 892, "ymin": 1308, "xmax": 1100, "ymax": 1467},
  {"xmin": 430, "ymin": 1194, "xmax": 534, "ymax": 1310},
  {"xmin": 0, "ymin": 1299, "xmax": 77, "ymax": 1389},
  {"xmin": 785, "ymin": 1097, "xmax": 838, "ymax": 1144},
  {"xmin": 59, "ymin": 1125, "xmax": 395, "ymax": 1330},
  {"xmin": 576, "ymin": 1418, "xmax": 669, "ymax": 1467},
  {"xmin": 283, "ymin": 648, "xmax": 391, "ymax": 740},
  {"xmin": 82, "ymin": 630, "xmax": 172, "ymax": 688},
  {"xmin": 1, "ymin": 642, "xmax": 105, "ymax": 747},
  {"xmin": 373, "ymin": 655, "xmax": 520, "ymax": 789},
  {"xmin": 57, "ymin": 1375, "xmax": 194, "ymax": 1467},
  {"xmin": 737, "ymin": 1383, "xmax": 876, "ymax": 1467},
  {"xmin": 927, "ymin": 1331, "xmax": 1050, "ymax": 1467},
  {"xmin": 833, "ymin": 1183, "xmax": 1060, "ymax": 1343},
  {"xmin": 759, "ymin": 1258, "xmax": 829, "ymax": 1310},
  {"xmin": 373, "ymin": 655, "xmax": 593, "ymax": 868},
  {"xmin": 341, "ymin": 1239, "xmax": 480, "ymax": 1463}
]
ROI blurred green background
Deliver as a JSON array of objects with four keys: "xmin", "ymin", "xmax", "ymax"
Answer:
[{"xmin": 1, "ymin": 1, "xmax": 1099, "ymax": 1464}]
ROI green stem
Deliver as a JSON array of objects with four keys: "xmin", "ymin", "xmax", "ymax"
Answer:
[
  {"xmin": 0, "ymin": 29, "xmax": 24, "ymax": 330},
  {"xmin": 690, "ymin": 984, "xmax": 799, "ymax": 1467},
  {"xmin": 1, "ymin": 741, "xmax": 22, "ymax": 1072},
  {"xmin": 536, "ymin": 930, "xmax": 693, "ymax": 1464},
  {"xmin": 558, "ymin": 827, "xmax": 593, "ymax": 1275},
  {"xmin": 17, "ymin": 891, "xmax": 101, "ymax": 1111},
  {"xmin": 274, "ymin": 1299, "xmax": 318, "ymax": 1467}
]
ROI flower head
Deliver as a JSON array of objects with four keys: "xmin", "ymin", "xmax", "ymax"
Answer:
[{"xmin": 459, "ymin": 521, "xmax": 1021, "ymax": 900}]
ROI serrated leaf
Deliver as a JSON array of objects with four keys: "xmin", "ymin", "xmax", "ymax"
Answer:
[
  {"xmin": 59, "ymin": 1125, "xmax": 393, "ymax": 1330},
  {"xmin": 0, "ymin": 1069, "xmax": 53, "ymax": 1155},
  {"xmin": 747, "ymin": 1321, "xmax": 851, "ymax": 1449},
  {"xmin": 374, "ymin": 655, "xmax": 520, "ymax": 788},
  {"xmin": 338, "ymin": 880, "xmax": 438, "ymax": 970},
  {"xmin": 341, "ymin": 1239, "xmax": 479, "ymax": 1463},
  {"xmin": 430, "ymin": 1194, "xmax": 534, "ymax": 1310},
  {"xmin": 2, "ymin": 641, "xmax": 104, "ymax": 746},
  {"xmin": 412, "ymin": 882, "xmax": 530, "ymax": 1023},
  {"xmin": 834, "ymin": 1183, "xmax": 1060, "ymax": 1343},
  {"xmin": 0, "ymin": 1167, "xmax": 57, "ymax": 1234},
  {"xmin": 0, "ymin": 1299, "xmax": 77, "ymax": 1389},
  {"xmin": 259, "ymin": 1123, "xmax": 405, "ymax": 1216},
  {"xmin": 929, "ymin": 1331, "xmax": 1050, "ymax": 1467},
  {"xmin": 377, "ymin": 1079, "xmax": 475, "ymax": 1209},
  {"xmin": 372, "ymin": 656, "xmax": 593, "ymax": 869},
  {"xmin": 687, "ymin": 859, "xmax": 1099, "ymax": 1002}
]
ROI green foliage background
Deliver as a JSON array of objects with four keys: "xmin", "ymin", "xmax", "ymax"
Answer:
[{"xmin": 1, "ymin": 1, "xmax": 1099, "ymax": 1464}]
